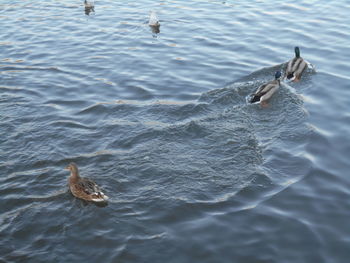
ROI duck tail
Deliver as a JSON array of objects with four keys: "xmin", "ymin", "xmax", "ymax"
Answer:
[
  {"xmin": 287, "ymin": 73, "xmax": 294, "ymax": 79},
  {"xmin": 285, "ymin": 73, "xmax": 296, "ymax": 82},
  {"xmin": 250, "ymin": 95, "xmax": 260, "ymax": 103},
  {"xmin": 91, "ymin": 192, "xmax": 109, "ymax": 202}
]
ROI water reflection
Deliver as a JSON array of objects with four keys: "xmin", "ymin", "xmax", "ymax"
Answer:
[
  {"xmin": 84, "ymin": 0, "xmax": 95, "ymax": 16},
  {"xmin": 93, "ymin": 201, "xmax": 108, "ymax": 208}
]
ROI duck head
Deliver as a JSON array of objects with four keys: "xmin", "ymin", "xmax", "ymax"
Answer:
[
  {"xmin": 294, "ymin": 46, "xmax": 300, "ymax": 58},
  {"xmin": 66, "ymin": 162, "xmax": 80, "ymax": 177},
  {"xmin": 275, "ymin": 71, "xmax": 282, "ymax": 80}
]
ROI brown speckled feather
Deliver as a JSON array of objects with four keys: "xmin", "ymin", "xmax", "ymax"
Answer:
[
  {"xmin": 66, "ymin": 162, "xmax": 108, "ymax": 202},
  {"xmin": 70, "ymin": 177, "xmax": 104, "ymax": 201}
]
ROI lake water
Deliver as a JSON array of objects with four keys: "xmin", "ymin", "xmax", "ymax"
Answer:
[{"xmin": 1, "ymin": 0, "xmax": 350, "ymax": 262}]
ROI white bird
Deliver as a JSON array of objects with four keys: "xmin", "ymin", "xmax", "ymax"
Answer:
[{"xmin": 149, "ymin": 11, "xmax": 160, "ymax": 26}]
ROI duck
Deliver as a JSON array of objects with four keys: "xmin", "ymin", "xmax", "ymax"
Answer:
[
  {"xmin": 66, "ymin": 162, "xmax": 108, "ymax": 202},
  {"xmin": 249, "ymin": 71, "xmax": 281, "ymax": 107},
  {"xmin": 84, "ymin": 0, "xmax": 94, "ymax": 15},
  {"xmin": 284, "ymin": 46, "xmax": 307, "ymax": 82}
]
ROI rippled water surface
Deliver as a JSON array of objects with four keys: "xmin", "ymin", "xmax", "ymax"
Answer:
[{"xmin": 1, "ymin": 0, "xmax": 350, "ymax": 262}]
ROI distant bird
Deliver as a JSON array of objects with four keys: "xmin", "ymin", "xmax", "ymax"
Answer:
[
  {"xmin": 149, "ymin": 11, "xmax": 160, "ymax": 26},
  {"xmin": 284, "ymin": 46, "xmax": 307, "ymax": 82},
  {"xmin": 84, "ymin": 0, "xmax": 95, "ymax": 15},
  {"xmin": 149, "ymin": 11, "xmax": 160, "ymax": 34},
  {"xmin": 66, "ymin": 162, "xmax": 108, "ymax": 202},
  {"xmin": 250, "ymin": 71, "xmax": 281, "ymax": 107}
]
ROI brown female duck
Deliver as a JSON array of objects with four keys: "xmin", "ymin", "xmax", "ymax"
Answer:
[{"xmin": 66, "ymin": 162, "xmax": 108, "ymax": 202}]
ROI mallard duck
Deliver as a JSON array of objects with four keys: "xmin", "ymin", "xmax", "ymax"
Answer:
[
  {"xmin": 250, "ymin": 71, "xmax": 281, "ymax": 107},
  {"xmin": 66, "ymin": 162, "xmax": 108, "ymax": 202},
  {"xmin": 84, "ymin": 0, "xmax": 94, "ymax": 15},
  {"xmin": 284, "ymin": 46, "xmax": 307, "ymax": 82}
]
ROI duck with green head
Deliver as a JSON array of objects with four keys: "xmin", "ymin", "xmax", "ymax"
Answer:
[
  {"xmin": 284, "ymin": 46, "xmax": 307, "ymax": 82},
  {"xmin": 250, "ymin": 71, "xmax": 281, "ymax": 107},
  {"xmin": 66, "ymin": 162, "xmax": 108, "ymax": 202}
]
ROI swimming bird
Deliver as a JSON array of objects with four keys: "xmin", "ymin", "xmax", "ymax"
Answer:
[
  {"xmin": 84, "ymin": 0, "xmax": 94, "ymax": 15},
  {"xmin": 284, "ymin": 46, "xmax": 307, "ymax": 82},
  {"xmin": 66, "ymin": 162, "xmax": 108, "ymax": 202},
  {"xmin": 149, "ymin": 11, "xmax": 160, "ymax": 26},
  {"xmin": 250, "ymin": 71, "xmax": 281, "ymax": 107},
  {"xmin": 149, "ymin": 11, "xmax": 160, "ymax": 34}
]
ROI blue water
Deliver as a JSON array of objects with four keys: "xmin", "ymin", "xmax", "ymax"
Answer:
[{"xmin": 1, "ymin": 0, "xmax": 350, "ymax": 262}]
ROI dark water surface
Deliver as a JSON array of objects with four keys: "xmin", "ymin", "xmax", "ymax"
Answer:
[{"xmin": 1, "ymin": 0, "xmax": 350, "ymax": 262}]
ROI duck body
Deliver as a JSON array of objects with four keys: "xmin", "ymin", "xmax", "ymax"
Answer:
[
  {"xmin": 250, "ymin": 71, "xmax": 281, "ymax": 106},
  {"xmin": 66, "ymin": 163, "xmax": 108, "ymax": 202},
  {"xmin": 284, "ymin": 46, "xmax": 307, "ymax": 82}
]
